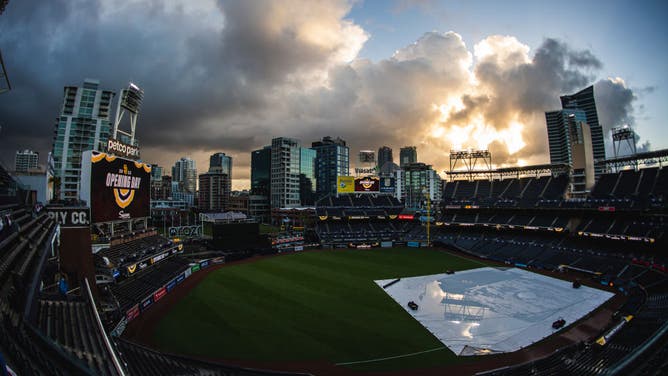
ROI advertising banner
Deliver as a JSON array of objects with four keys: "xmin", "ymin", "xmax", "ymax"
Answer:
[
  {"xmin": 168, "ymin": 226, "xmax": 202, "ymax": 238},
  {"xmin": 337, "ymin": 176, "xmax": 355, "ymax": 193},
  {"xmin": 184, "ymin": 268, "xmax": 192, "ymax": 279},
  {"xmin": 380, "ymin": 241, "xmax": 393, "ymax": 248},
  {"xmin": 46, "ymin": 207, "xmax": 90, "ymax": 227},
  {"xmin": 407, "ymin": 241, "xmax": 421, "ymax": 248},
  {"xmin": 126, "ymin": 305, "xmax": 140, "ymax": 322},
  {"xmin": 151, "ymin": 252, "xmax": 168, "ymax": 264},
  {"xmin": 86, "ymin": 151, "xmax": 151, "ymax": 223},
  {"xmin": 200, "ymin": 260, "xmax": 210, "ymax": 269},
  {"xmin": 166, "ymin": 280, "xmax": 176, "ymax": 292},
  {"xmin": 153, "ymin": 287, "xmax": 167, "ymax": 301},
  {"xmin": 380, "ymin": 177, "xmax": 395, "ymax": 193},
  {"xmin": 176, "ymin": 273, "xmax": 185, "ymax": 284},
  {"xmin": 140, "ymin": 296, "xmax": 153, "ymax": 311},
  {"xmin": 191, "ymin": 264, "xmax": 200, "ymax": 273},
  {"xmin": 354, "ymin": 176, "xmax": 380, "ymax": 192}
]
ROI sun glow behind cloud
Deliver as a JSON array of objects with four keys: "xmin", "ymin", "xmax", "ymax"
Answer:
[{"xmin": 0, "ymin": 0, "xmax": 644, "ymax": 189}]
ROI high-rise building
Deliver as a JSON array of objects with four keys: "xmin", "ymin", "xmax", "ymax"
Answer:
[
  {"xmin": 209, "ymin": 152, "xmax": 233, "ymax": 176},
  {"xmin": 51, "ymin": 79, "xmax": 115, "ymax": 200},
  {"xmin": 172, "ymin": 157, "xmax": 197, "ymax": 193},
  {"xmin": 546, "ymin": 109, "xmax": 595, "ymax": 193},
  {"xmin": 198, "ymin": 172, "xmax": 230, "ymax": 212},
  {"xmin": 399, "ymin": 146, "xmax": 417, "ymax": 167},
  {"xmin": 311, "ymin": 136, "xmax": 349, "ymax": 199},
  {"xmin": 560, "ymin": 85, "xmax": 605, "ymax": 174},
  {"xmin": 151, "ymin": 174, "xmax": 171, "ymax": 201},
  {"xmin": 251, "ymin": 146, "xmax": 271, "ymax": 196},
  {"xmin": 299, "ymin": 148, "xmax": 316, "ymax": 206},
  {"xmin": 209, "ymin": 152, "xmax": 232, "ymax": 201},
  {"xmin": 377, "ymin": 146, "xmax": 393, "ymax": 170},
  {"xmin": 271, "ymin": 137, "xmax": 301, "ymax": 208},
  {"xmin": 14, "ymin": 149, "xmax": 39, "ymax": 172},
  {"xmin": 150, "ymin": 164, "xmax": 163, "ymax": 181},
  {"xmin": 251, "ymin": 145, "xmax": 271, "ymax": 196},
  {"xmin": 396, "ymin": 162, "xmax": 441, "ymax": 209}
]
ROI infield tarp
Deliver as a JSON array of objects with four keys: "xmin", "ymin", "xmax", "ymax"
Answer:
[{"xmin": 376, "ymin": 267, "xmax": 613, "ymax": 355}]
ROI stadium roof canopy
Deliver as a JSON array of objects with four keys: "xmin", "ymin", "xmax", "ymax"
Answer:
[
  {"xmin": 444, "ymin": 163, "xmax": 569, "ymax": 181},
  {"xmin": 596, "ymin": 148, "xmax": 668, "ymax": 171}
]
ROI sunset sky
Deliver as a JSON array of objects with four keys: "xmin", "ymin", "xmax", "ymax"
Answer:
[{"xmin": 0, "ymin": 0, "xmax": 666, "ymax": 190}]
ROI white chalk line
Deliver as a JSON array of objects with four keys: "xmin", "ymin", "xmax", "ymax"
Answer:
[{"xmin": 335, "ymin": 346, "xmax": 447, "ymax": 366}]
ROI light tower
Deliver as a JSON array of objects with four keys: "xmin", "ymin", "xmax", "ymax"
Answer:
[
  {"xmin": 112, "ymin": 82, "xmax": 144, "ymax": 145},
  {"xmin": 612, "ymin": 126, "xmax": 637, "ymax": 158},
  {"xmin": 449, "ymin": 149, "xmax": 492, "ymax": 181}
]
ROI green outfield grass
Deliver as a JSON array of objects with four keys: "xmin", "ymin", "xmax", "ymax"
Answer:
[{"xmin": 151, "ymin": 248, "xmax": 487, "ymax": 371}]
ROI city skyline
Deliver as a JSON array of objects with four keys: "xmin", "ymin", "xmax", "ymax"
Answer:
[{"xmin": 0, "ymin": 0, "xmax": 666, "ymax": 190}]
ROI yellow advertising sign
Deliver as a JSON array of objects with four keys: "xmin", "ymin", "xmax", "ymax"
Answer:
[{"xmin": 337, "ymin": 176, "xmax": 355, "ymax": 193}]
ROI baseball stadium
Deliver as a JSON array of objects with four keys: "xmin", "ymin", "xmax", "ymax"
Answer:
[{"xmin": 1, "ymin": 146, "xmax": 667, "ymax": 376}]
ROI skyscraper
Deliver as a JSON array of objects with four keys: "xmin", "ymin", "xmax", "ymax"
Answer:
[
  {"xmin": 271, "ymin": 137, "xmax": 301, "ymax": 208},
  {"xmin": 546, "ymin": 109, "xmax": 595, "ymax": 193},
  {"xmin": 560, "ymin": 85, "xmax": 605, "ymax": 173},
  {"xmin": 311, "ymin": 136, "xmax": 349, "ymax": 199},
  {"xmin": 399, "ymin": 146, "xmax": 417, "ymax": 167},
  {"xmin": 14, "ymin": 149, "xmax": 39, "ymax": 172},
  {"xmin": 299, "ymin": 148, "xmax": 316, "ymax": 206},
  {"xmin": 51, "ymin": 79, "xmax": 115, "ymax": 200},
  {"xmin": 397, "ymin": 162, "xmax": 441, "ymax": 209},
  {"xmin": 198, "ymin": 171, "xmax": 230, "ymax": 212},
  {"xmin": 209, "ymin": 152, "xmax": 233, "ymax": 176},
  {"xmin": 208, "ymin": 152, "xmax": 232, "ymax": 201},
  {"xmin": 377, "ymin": 146, "xmax": 393, "ymax": 170},
  {"xmin": 251, "ymin": 146, "xmax": 271, "ymax": 196},
  {"xmin": 172, "ymin": 157, "xmax": 197, "ymax": 193}
]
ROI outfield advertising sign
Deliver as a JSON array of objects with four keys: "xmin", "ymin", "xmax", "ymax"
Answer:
[
  {"xmin": 126, "ymin": 305, "xmax": 140, "ymax": 321},
  {"xmin": 337, "ymin": 176, "xmax": 355, "ymax": 193},
  {"xmin": 380, "ymin": 177, "xmax": 395, "ymax": 193},
  {"xmin": 354, "ymin": 177, "xmax": 380, "ymax": 192},
  {"xmin": 176, "ymin": 274, "xmax": 185, "ymax": 284},
  {"xmin": 166, "ymin": 280, "xmax": 176, "ymax": 292},
  {"xmin": 140, "ymin": 296, "xmax": 153, "ymax": 311},
  {"xmin": 154, "ymin": 287, "xmax": 167, "ymax": 301}
]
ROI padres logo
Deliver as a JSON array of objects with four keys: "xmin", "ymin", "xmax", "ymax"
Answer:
[{"xmin": 360, "ymin": 178, "xmax": 377, "ymax": 189}]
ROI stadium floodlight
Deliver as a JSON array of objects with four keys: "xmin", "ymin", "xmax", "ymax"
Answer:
[
  {"xmin": 112, "ymin": 82, "xmax": 144, "ymax": 145},
  {"xmin": 612, "ymin": 126, "xmax": 636, "ymax": 158},
  {"xmin": 449, "ymin": 149, "xmax": 492, "ymax": 181}
]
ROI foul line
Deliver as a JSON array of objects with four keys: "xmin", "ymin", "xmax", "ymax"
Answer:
[{"xmin": 335, "ymin": 346, "xmax": 446, "ymax": 366}]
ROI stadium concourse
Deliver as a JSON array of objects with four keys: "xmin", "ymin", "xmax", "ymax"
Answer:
[{"xmin": 0, "ymin": 154, "xmax": 667, "ymax": 375}]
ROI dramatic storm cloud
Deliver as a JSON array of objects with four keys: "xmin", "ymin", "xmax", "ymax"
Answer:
[{"xmin": 0, "ymin": 0, "xmax": 646, "ymax": 188}]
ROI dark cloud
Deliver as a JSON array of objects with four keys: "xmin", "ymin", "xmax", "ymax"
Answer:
[{"xmin": 0, "ymin": 1, "xmax": 643, "ymax": 186}]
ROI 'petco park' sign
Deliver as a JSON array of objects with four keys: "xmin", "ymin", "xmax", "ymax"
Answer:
[{"xmin": 107, "ymin": 138, "xmax": 140, "ymax": 159}]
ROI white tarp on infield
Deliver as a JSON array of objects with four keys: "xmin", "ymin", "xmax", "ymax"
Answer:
[{"xmin": 375, "ymin": 267, "xmax": 613, "ymax": 356}]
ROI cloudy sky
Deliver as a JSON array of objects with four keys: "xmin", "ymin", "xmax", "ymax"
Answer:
[{"xmin": 0, "ymin": 0, "xmax": 666, "ymax": 190}]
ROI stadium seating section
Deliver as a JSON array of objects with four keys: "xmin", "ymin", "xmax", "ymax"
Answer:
[{"xmin": 2, "ymin": 161, "xmax": 668, "ymax": 375}]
